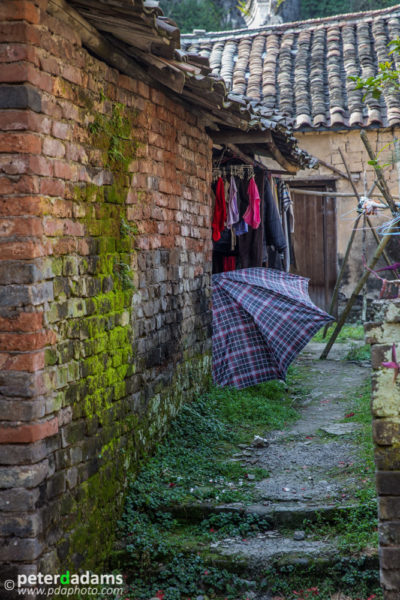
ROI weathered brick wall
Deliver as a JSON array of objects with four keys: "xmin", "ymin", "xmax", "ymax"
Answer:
[
  {"xmin": 366, "ymin": 300, "xmax": 400, "ymax": 599},
  {"xmin": 295, "ymin": 128, "xmax": 400, "ymax": 300},
  {"xmin": 0, "ymin": 0, "xmax": 212, "ymax": 584}
]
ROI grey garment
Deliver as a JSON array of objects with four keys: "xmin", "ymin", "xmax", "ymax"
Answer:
[
  {"xmin": 263, "ymin": 177, "xmax": 286, "ymax": 270},
  {"xmin": 264, "ymin": 177, "xmax": 287, "ymax": 253}
]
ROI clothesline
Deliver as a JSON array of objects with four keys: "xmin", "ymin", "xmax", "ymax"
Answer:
[{"xmin": 290, "ymin": 187, "xmax": 400, "ymax": 200}]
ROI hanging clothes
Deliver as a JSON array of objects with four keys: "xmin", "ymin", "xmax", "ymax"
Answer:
[
  {"xmin": 223, "ymin": 256, "xmax": 236, "ymax": 272},
  {"xmin": 263, "ymin": 176, "xmax": 287, "ymax": 271},
  {"xmin": 212, "ymin": 177, "xmax": 226, "ymax": 242},
  {"xmin": 227, "ymin": 175, "xmax": 239, "ymax": 228},
  {"xmin": 276, "ymin": 180, "xmax": 295, "ymax": 273},
  {"xmin": 238, "ymin": 175, "xmax": 263, "ymax": 269},
  {"xmin": 243, "ymin": 177, "xmax": 261, "ymax": 229}
]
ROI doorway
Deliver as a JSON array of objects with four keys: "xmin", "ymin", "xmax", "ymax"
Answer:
[{"xmin": 288, "ymin": 180, "xmax": 338, "ymax": 313}]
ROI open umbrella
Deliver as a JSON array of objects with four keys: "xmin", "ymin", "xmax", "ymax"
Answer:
[{"xmin": 212, "ymin": 268, "xmax": 334, "ymax": 389}]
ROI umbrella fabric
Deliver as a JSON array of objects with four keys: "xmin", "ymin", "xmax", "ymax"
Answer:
[{"xmin": 212, "ymin": 268, "xmax": 334, "ymax": 389}]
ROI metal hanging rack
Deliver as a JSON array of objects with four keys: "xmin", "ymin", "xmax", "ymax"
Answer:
[{"xmin": 212, "ymin": 164, "xmax": 255, "ymax": 182}]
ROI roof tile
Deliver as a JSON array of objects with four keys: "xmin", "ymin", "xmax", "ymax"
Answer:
[{"xmin": 182, "ymin": 4, "xmax": 400, "ymax": 129}]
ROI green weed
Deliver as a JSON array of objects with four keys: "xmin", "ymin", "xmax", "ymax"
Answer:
[{"xmin": 312, "ymin": 324, "xmax": 365, "ymax": 344}]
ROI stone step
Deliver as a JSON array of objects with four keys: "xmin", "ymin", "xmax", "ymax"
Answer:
[{"xmin": 162, "ymin": 499, "xmax": 372, "ymax": 529}]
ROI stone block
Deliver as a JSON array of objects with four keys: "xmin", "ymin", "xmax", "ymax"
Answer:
[
  {"xmin": 380, "ymin": 521, "xmax": 400, "ymax": 546},
  {"xmin": 0, "ymin": 512, "xmax": 41, "ymax": 537},
  {"xmin": 0, "ymin": 460, "xmax": 48, "ymax": 489},
  {"xmin": 0, "ymin": 488, "xmax": 40, "ymax": 512},
  {"xmin": 377, "ymin": 472, "xmax": 400, "ymax": 496},
  {"xmin": 0, "ymin": 536, "xmax": 43, "ymax": 561},
  {"xmin": 374, "ymin": 419, "xmax": 400, "ymax": 446},
  {"xmin": 0, "ymin": 84, "xmax": 41, "ymax": 112}
]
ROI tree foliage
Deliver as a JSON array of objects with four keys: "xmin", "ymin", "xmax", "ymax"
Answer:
[
  {"xmin": 300, "ymin": 0, "xmax": 399, "ymax": 20},
  {"xmin": 159, "ymin": 0, "xmax": 223, "ymax": 33}
]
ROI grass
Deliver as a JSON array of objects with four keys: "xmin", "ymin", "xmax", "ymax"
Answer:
[
  {"xmin": 312, "ymin": 324, "xmax": 365, "ymax": 344},
  {"xmin": 112, "ymin": 355, "xmax": 380, "ymax": 600},
  {"xmin": 113, "ymin": 369, "xmax": 303, "ymax": 600}
]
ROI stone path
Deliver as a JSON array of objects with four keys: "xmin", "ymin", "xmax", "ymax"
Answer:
[{"xmin": 208, "ymin": 342, "xmax": 373, "ymax": 581}]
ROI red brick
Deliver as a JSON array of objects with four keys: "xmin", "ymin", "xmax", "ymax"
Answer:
[
  {"xmin": 0, "ymin": 240, "xmax": 47, "ymax": 259},
  {"xmin": 0, "ymin": 43, "xmax": 37, "ymax": 64},
  {"xmin": 43, "ymin": 217, "xmax": 63, "ymax": 236},
  {"xmin": 0, "ymin": 154, "xmax": 52, "ymax": 177},
  {"xmin": 0, "ymin": 195, "xmax": 46, "ymax": 216},
  {"xmin": 0, "ymin": 351, "xmax": 45, "ymax": 371},
  {"xmin": 53, "ymin": 160, "xmax": 75, "ymax": 180},
  {"xmin": 0, "ymin": 312, "xmax": 43, "ymax": 332},
  {"xmin": 0, "ymin": 61, "xmax": 53, "ymax": 92},
  {"xmin": 0, "ymin": 132, "xmax": 41, "ymax": 154},
  {"xmin": 0, "ymin": 2, "xmax": 40, "ymax": 24},
  {"xmin": 39, "ymin": 54, "xmax": 60, "ymax": 76},
  {"xmin": 64, "ymin": 220, "xmax": 84, "ymax": 236},
  {"xmin": 39, "ymin": 177, "xmax": 65, "ymax": 197},
  {"xmin": 0, "ymin": 22, "xmax": 41, "ymax": 45},
  {"xmin": 0, "ymin": 216, "xmax": 43, "ymax": 236},
  {"xmin": 42, "ymin": 137, "xmax": 65, "ymax": 158},
  {"xmin": 51, "ymin": 237, "xmax": 77, "ymax": 255},
  {"xmin": 0, "ymin": 417, "xmax": 58, "ymax": 444},
  {"xmin": 61, "ymin": 64, "xmax": 82, "ymax": 86},
  {"xmin": 51, "ymin": 121, "xmax": 69, "ymax": 140},
  {"xmin": 0, "ymin": 330, "xmax": 56, "ymax": 351},
  {"xmin": 0, "ymin": 111, "xmax": 51, "ymax": 134}
]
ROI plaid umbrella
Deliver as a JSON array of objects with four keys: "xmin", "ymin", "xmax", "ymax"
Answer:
[{"xmin": 212, "ymin": 268, "xmax": 334, "ymax": 389}]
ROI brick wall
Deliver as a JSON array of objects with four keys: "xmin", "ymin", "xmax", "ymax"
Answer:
[
  {"xmin": 366, "ymin": 300, "xmax": 400, "ymax": 599},
  {"xmin": 0, "ymin": 0, "xmax": 212, "ymax": 583},
  {"xmin": 295, "ymin": 128, "xmax": 400, "ymax": 300}
]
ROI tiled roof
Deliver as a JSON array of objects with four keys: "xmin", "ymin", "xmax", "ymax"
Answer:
[
  {"xmin": 58, "ymin": 0, "xmax": 314, "ymax": 169},
  {"xmin": 182, "ymin": 4, "xmax": 400, "ymax": 130}
]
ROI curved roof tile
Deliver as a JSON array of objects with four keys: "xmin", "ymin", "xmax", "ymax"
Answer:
[{"xmin": 182, "ymin": 4, "xmax": 400, "ymax": 130}]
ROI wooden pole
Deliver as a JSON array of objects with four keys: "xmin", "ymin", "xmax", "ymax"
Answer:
[
  {"xmin": 365, "ymin": 215, "xmax": 400, "ymax": 278},
  {"xmin": 322, "ymin": 213, "xmax": 362, "ymax": 337},
  {"xmin": 320, "ymin": 221, "xmax": 397, "ymax": 359},
  {"xmin": 360, "ymin": 130, "xmax": 398, "ymax": 216},
  {"xmin": 338, "ymin": 147, "xmax": 361, "ymax": 201}
]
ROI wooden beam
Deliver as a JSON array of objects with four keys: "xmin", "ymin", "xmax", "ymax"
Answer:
[
  {"xmin": 317, "ymin": 158, "xmax": 352, "ymax": 181},
  {"xmin": 48, "ymin": 0, "xmax": 152, "ymax": 84},
  {"xmin": 226, "ymin": 144, "xmax": 255, "ymax": 166},
  {"xmin": 211, "ymin": 131, "xmax": 275, "ymax": 144}
]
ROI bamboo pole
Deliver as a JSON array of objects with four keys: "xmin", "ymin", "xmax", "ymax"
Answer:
[
  {"xmin": 322, "ymin": 213, "xmax": 362, "ymax": 337},
  {"xmin": 360, "ymin": 130, "xmax": 398, "ymax": 216},
  {"xmin": 320, "ymin": 221, "xmax": 397, "ymax": 359}
]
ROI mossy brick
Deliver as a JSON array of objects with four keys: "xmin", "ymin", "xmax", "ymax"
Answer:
[
  {"xmin": 53, "ymin": 277, "xmax": 70, "ymax": 299},
  {"xmin": 45, "ymin": 347, "xmax": 59, "ymax": 366},
  {"xmin": 86, "ymin": 278, "xmax": 102, "ymax": 297},
  {"xmin": 61, "ymin": 421, "xmax": 86, "ymax": 448},
  {"xmin": 67, "ymin": 298, "xmax": 87, "ymax": 319},
  {"xmin": 45, "ymin": 391, "xmax": 64, "ymax": 414},
  {"xmin": 98, "ymin": 237, "xmax": 116, "ymax": 254},
  {"xmin": 62, "ymin": 257, "xmax": 79, "ymax": 277},
  {"xmin": 69, "ymin": 278, "xmax": 87, "ymax": 297},
  {"xmin": 46, "ymin": 301, "xmax": 68, "ymax": 324},
  {"xmin": 66, "ymin": 319, "xmax": 81, "ymax": 340},
  {"xmin": 46, "ymin": 471, "xmax": 66, "ymax": 499}
]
